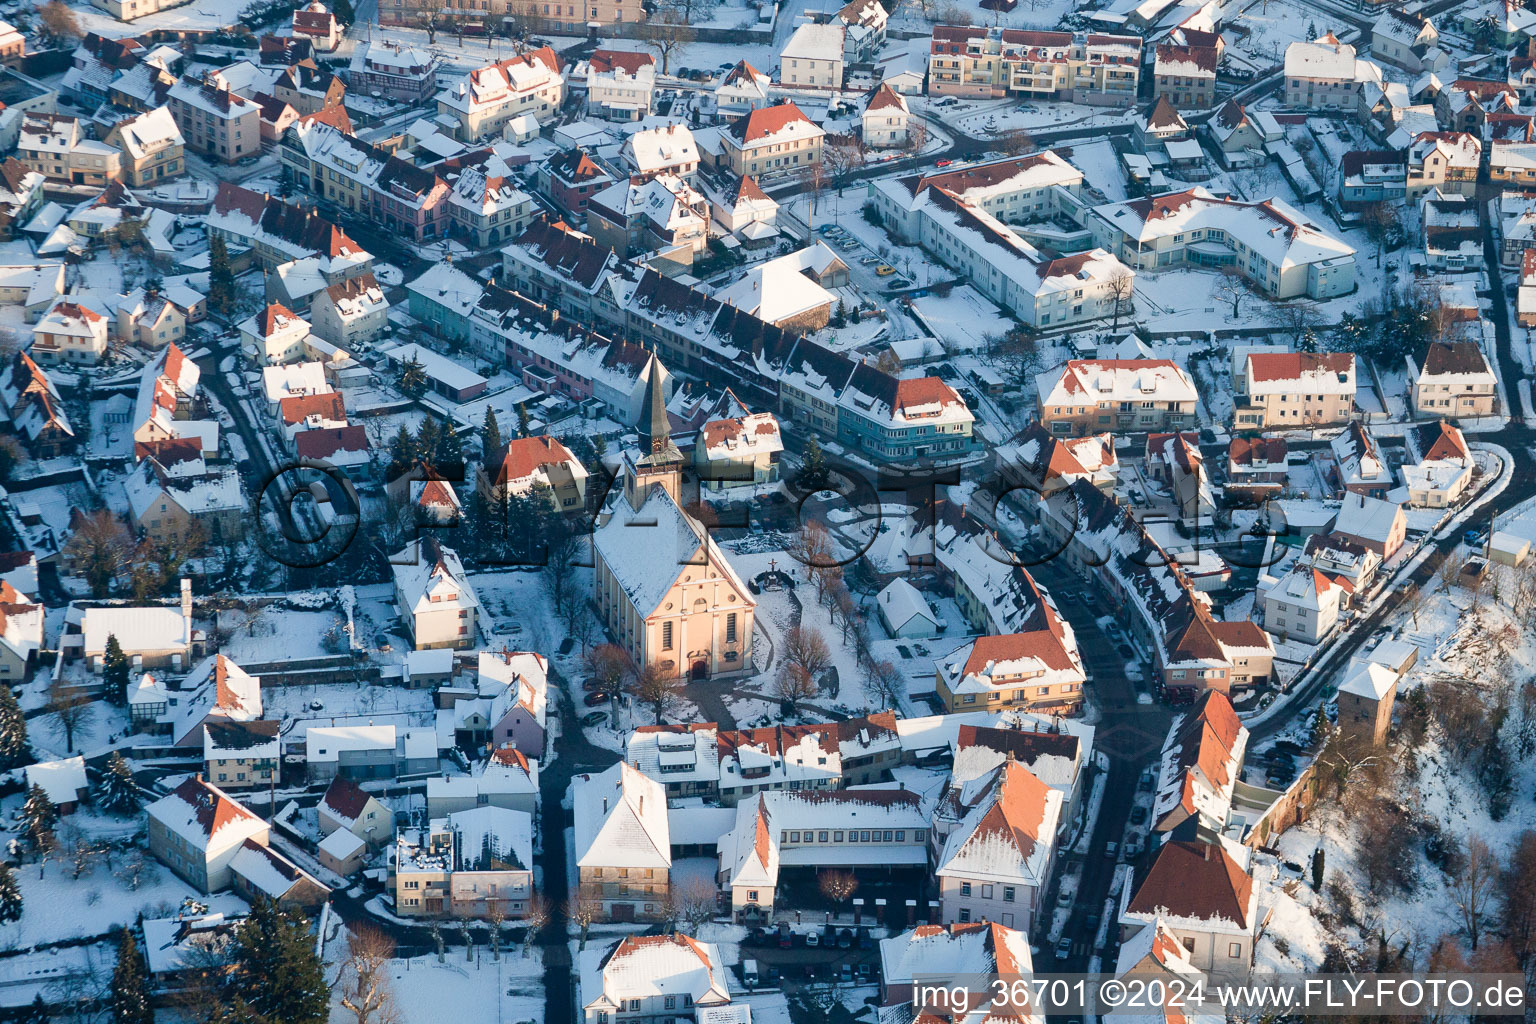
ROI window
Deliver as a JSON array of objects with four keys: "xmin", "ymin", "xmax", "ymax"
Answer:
[
  {"xmin": 958, "ymin": 908, "xmax": 971, "ymax": 922},
  {"xmin": 748, "ymin": 890, "xmax": 758, "ymax": 901},
  {"xmin": 961, "ymin": 882, "xmax": 972, "ymax": 896},
  {"xmin": 1003, "ymin": 886, "xmax": 1016, "ymax": 902},
  {"xmin": 664, "ymin": 997, "xmax": 676, "ymax": 1009},
  {"xmin": 1229, "ymin": 943, "xmax": 1242, "ymax": 958},
  {"xmin": 662, "ymin": 621, "xmax": 673, "ymax": 650},
  {"xmin": 834, "ymin": 831, "xmax": 844, "ymax": 842},
  {"xmin": 726, "ymin": 613, "xmax": 737, "ymax": 642}
]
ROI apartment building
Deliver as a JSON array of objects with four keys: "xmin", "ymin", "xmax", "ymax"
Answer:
[
  {"xmin": 207, "ymin": 181, "xmax": 373, "ymax": 280},
  {"xmin": 579, "ymin": 49, "xmax": 655, "ymax": 121},
  {"xmin": 1371, "ymin": 9, "xmax": 1440, "ymax": 73},
  {"xmin": 587, "ymin": 174, "xmax": 708, "ymax": 258},
  {"xmin": 1088, "ymin": 188, "xmax": 1357, "ymax": 300},
  {"xmin": 1233, "ymin": 351, "xmax": 1355, "ymax": 429},
  {"xmin": 18, "ymin": 114, "xmax": 121, "ymax": 186},
  {"xmin": 541, "ymin": 148, "xmax": 612, "ymax": 215},
  {"xmin": 1262, "ymin": 565, "xmax": 1351, "ymax": 643},
  {"xmin": 927, "ymin": 26, "xmax": 1141, "ymax": 105},
  {"xmin": 1153, "ymin": 39, "xmax": 1219, "ymax": 109},
  {"xmin": 1036, "ymin": 358, "xmax": 1198, "ymax": 435},
  {"xmin": 718, "ymin": 103, "xmax": 824, "ymax": 178},
  {"xmin": 392, "ymin": 807, "xmax": 534, "ymax": 918},
  {"xmin": 478, "ymin": 434, "xmax": 588, "ymax": 511},
  {"xmin": 435, "ymin": 48, "xmax": 564, "ymax": 143},
  {"xmin": 935, "ymin": 599, "xmax": 1086, "ymax": 715},
  {"xmin": 167, "ymin": 77, "xmax": 260, "ymax": 164},
  {"xmin": 104, "ymin": 106, "xmax": 184, "ymax": 186}
]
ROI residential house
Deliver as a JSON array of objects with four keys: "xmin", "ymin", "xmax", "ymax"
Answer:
[
  {"xmin": 1330, "ymin": 492, "xmax": 1407, "ymax": 559},
  {"xmin": 1490, "ymin": 139, "xmax": 1536, "ymax": 190},
  {"xmin": 291, "ymin": 1, "xmax": 342, "ymax": 52},
  {"xmin": 1331, "ymin": 421, "xmax": 1392, "ymax": 498},
  {"xmin": 478, "ymin": 434, "xmax": 588, "ymax": 512},
  {"xmin": 695, "ymin": 411, "xmax": 783, "ymax": 489},
  {"xmin": 1423, "ymin": 192, "xmax": 1482, "ymax": 271},
  {"xmin": 1337, "ymin": 150, "xmax": 1406, "ymax": 209},
  {"xmin": 935, "ymin": 761, "xmax": 1062, "ymax": 931},
  {"xmin": 781, "ymin": 22, "xmax": 845, "ymax": 89},
  {"xmin": 541, "ymin": 148, "xmax": 612, "ymax": 215},
  {"xmin": 581, "ymin": 935, "xmax": 731, "ymax": 1024},
  {"xmin": 863, "ymin": 84, "xmax": 911, "ymax": 148},
  {"xmin": 586, "ymin": 174, "xmax": 709, "ymax": 259},
  {"xmin": 435, "ymin": 48, "xmax": 563, "ymax": 142},
  {"xmin": 0, "ymin": 159, "xmax": 44, "ymax": 240},
  {"xmin": 1371, "ymin": 10, "xmax": 1441, "ymax": 74},
  {"xmin": 124, "ymin": 455, "xmax": 244, "ymax": 545},
  {"xmin": 1283, "ymin": 34, "xmax": 1374, "ymax": 110},
  {"xmin": 622, "ymin": 124, "xmax": 700, "ymax": 181},
  {"xmin": 580, "ymin": 50, "xmax": 656, "ymax": 121},
  {"xmin": 1150, "ymin": 692, "xmax": 1247, "ymax": 833},
  {"xmin": 1233, "ymin": 351, "xmax": 1355, "ymax": 429},
  {"xmin": 307, "ymin": 273, "xmax": 389, "ymax": 348},
  {"xmin": 1120, "ymin": 835, "xmax": 1258, "ymax": 977},
  {"xmin": 31, "ymin": 301, "xmax": 109, "ymax": 365},
  {"xmin": 1406, "ymin": 132, "xmax": 1480, "ymax": 200},
  {"xmin": 1153, "ymin": 41, "xmax": 1218, "ymax": 109},
  {"xmin": 1205, "ymin": 100, "xmax": 1276, "ymax": 168},
  {"xmin": 115, "ymin": 287, "xmax": 186, "ymax": 349},
  {"xmin": 880, "ymin": 922, "xmax": 1034, "ymax": 1018},
  {"xmin": 317, "ymin": 775, "xmax": 393, "ymax": 847},
  {"xmin": 18, "ymin": 114, "xmax": 122, "ymax": 186},
  {"xmin": 392, "ymin": 537, "xmax": 480, "ymax": 650},
  {"xmin": 1412, "ymin": 341, "xmax": 1497, "ymax": 417},
  {"xmin": 392, "ymin": 806, "xmax": 534, "ymax": 918},
  {"xmin": 718, "ymin": 104, "xmax": 824, "ymax": 179},
  {"xmin": 350, "ymin": 41, "xmax": 439, "ymax": 104},
  {"xmin": 146, "ymin": 777, "xmax": 270, "ymax": 893},
  {"xmin": 1036, "ymin": 359, "xmax": 1198, "ymax": 436},
  {"xmin": 166, "ymin": 75, "xmax": 260, "ymax": 163},
  {"xmin": 1400, "ymin": 420, "xmax": 1474, "ymax": 507},
  {"xmin": 934, "ymin": 579, "xmax": 1085, "ymax": 715},
  {"xmin": 203, "ymin": 721, "xmax": 280, "ymax": 791},
  {"xmin": 229, "ymin": 839, "xmax": 330, "ymax": 909},
  {"xmin": 572, "ymin": 763, "xmax": 672, "ymax": 922},
  {"xmin": 240, "ymin": 303, "xmax": 311, "ymax": 366},
  {"xmin": 0, "ymin": 351, "xmax": 75, "ymax": 458},
  {"xmin": 1261, "ymin": 565, "xmax": 1351, "ymax": 643},
  {"xmin": 24, "ymin": 757, "xmax": 88, "ymax": 814},
  {"xmin": 714, "ymin": 61, "xmax": 772, "ymax": 122}
]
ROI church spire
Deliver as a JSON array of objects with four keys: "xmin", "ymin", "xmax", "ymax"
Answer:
[{"xmin": 637, "ymin": 352, "xmax": 681, "ymax": 466}]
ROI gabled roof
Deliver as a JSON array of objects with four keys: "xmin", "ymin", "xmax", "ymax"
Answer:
[
  {"xmin": 936, "ymin": 761, "xmax": 1062, "ymax": 886},
  {"xmin": 1126, "ymin": 839, "xmax": 1254, "ymax": 929},
  {"xmin": 572, "ymin": 762, "xmax": 671, "ymax": 869}
]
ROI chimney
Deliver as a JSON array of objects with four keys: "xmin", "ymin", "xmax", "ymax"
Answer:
[{"xmin": 602, "ymin": 797, "xmax": 609, "ymax": 813}]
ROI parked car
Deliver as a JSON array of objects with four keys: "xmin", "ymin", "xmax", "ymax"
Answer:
[
  {"xmin": 876, "ymin": 265, "xmax": 896, "ymax": 276},
  {"xmin": 857, "ymin": 927, "xmax": 872, "ymax": 950},
  {"xmin": 1054, "ymin": 937, "xmax": 1073, "ymax": 960},
  {"xmin": 935, "ymin": 158, "xmax": 952, "ymax": 167},
  {"xmin": 583, "ymin": 691, "xmax": 610, "ymax": 707},
  {"xmin": 1130, "ymin": 807, "xmax": 1148, "ymax": 826},
  {"xmin": 581, "ymin": 678, "xmax": 607, "ymax": 692},
  {"xmin": 1056, "ymin": 888, "xmax": 1073, "ymax": 907},
  {"xmin": 1104, "ymin": 841, "xmax": 1120, "ymax": 860},
  {"xmin": 837, "ymin": 929, "xmax": 854, "ymax": 949},
  {"xmin": 778, "ymin": 924, "xmax": 792, "ymax": 948},
  {"xmin": 804, "ymin": 931, "xmax": 820, "ymax": 948},
  {"xmin": 838, "ymin": 964, "xmax": 854, "ymax": 983},
  {"xmin": 580, "ymin": 711, "xmax": 607, "ymax": 727},
  {"xmin": 1117, "ymin": 643, "xmax": 1135, "ymax": 660}
]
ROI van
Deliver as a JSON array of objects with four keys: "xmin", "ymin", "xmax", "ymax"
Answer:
[{"xmin": 743, "ymin": 960, "xmax": 759, "ymax": 987}]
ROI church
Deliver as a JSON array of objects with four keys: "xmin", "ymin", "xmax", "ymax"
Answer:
[{"xmin": 591, "ymin": 354, "xmax": 757, "ymax": 682}]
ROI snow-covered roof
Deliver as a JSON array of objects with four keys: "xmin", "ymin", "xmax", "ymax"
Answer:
[
  {"xmin": 1338, "ymin": 660, "xmax": 1396, "ymax": 700},
  {"xmin": 936, "ymin": 761, "xmax": 1061, "ymax": 887},
  {"xmin": 1331, "ymin": 492, "xmax": 1403, "ymax": 545},
  {"xmin": 880, "ymin": 921, "xmax": 1034, "ymax": 989},
  {"xmin": 81, "ymin": 603, "xmax": 188, "ymax": 659},
  {"xmin": 876, "ymin": 578, "xmax": 939, "ymax": 632},
  {"xmin": 24, "ymin": 756, "xmax": 87, "ymax": 805},
  {"xmin": 572, "ymin": 762, "xmax": 671, "ymax": 869},
  {"xmin": 1038, "ymin": 359, "xmax": 1197, "ymax": 407},
  {"xmin": 782, "ymin": 22, "xmax": 846, "ymax": 62},
  {"xmin": 1284, "ymin": 37, "xmax": 1357, "ymax": 80},
  {"xmin": 391, "ymin": 537, "xmax": 479, "ymax": 619},
  {"xmin": 146, "ymin": 777, "xmax": 266, "ymax": 858},
  {"xmin": 623, "ymin": 124, "xmax": 698, "ymax": 175},
  {"xmin": 585, "ymin": 934, "xmax": 730, "ymax": 1014}
]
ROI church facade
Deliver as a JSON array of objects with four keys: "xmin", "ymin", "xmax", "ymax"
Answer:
[{"xmin": 591, "ymin": 354, "xmax": 757, "ymax": 681}]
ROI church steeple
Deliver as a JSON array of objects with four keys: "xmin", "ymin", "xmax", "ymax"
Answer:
[
  {"xmin": 626, "ymin": 352, "xmax": 683, "ymax": 509},
  {"xmin": 636, "ymin": 352, "xmax": 681, "ymax": 467}
]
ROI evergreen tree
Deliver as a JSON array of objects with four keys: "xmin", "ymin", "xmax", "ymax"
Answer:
[
  {"xmin": 207, "ymin": 234, "xmax": 236, "ymax": 315},
  {"xmin": 591, "ymin": 433, "xmax": 608, "ymax": 468},
  {"xmin": 388, "ymin": 424, "xmax": 414, "ymax": 477},
  {"xmin": 517, "ymin": 402, "xmax": 531, "ymax": 438},
  {"xmin": 1311, "ymin": 848, "xmax": 1325, "ymax": 891},
  {"xmin": 414, "ymin": 418, "xmax": 441, "ymax": 468},
  {"xmin": 397, "ymin": 355, "xmax": 428, "ymax": 398},
  {"xmin": 800, "ymin": 435, "xmax": 829, "ymax": 490},
  {"xmin": 1309, "ymin": 701, "xmax": 1331, "ymax": 747},
  {"xmin": 97, "ymin": 751, "xmax": 140, "ymax": 815},
  {"xmin": 481, "ymin": 407, "xmax": 503, "ymax": 457},
  {"xmin": 1298, "ymin": 327, "xmax": 1319, "ymax": 353},
  {"xmin": 0, "ymin": 861, "xmax": 21, "ymax": 924},
  {"xmin": 102, "ymin": 634, "xmax": 130, "ymax": 706},
  {"xmin": 332, "ymin": 0, "xmax": 355, "ymax": 23},
  {"xmin": 111, "ymin": 930, "xmax": 154, "ymax": 1024},
  {"xmin": 22, "ymin": 784, "xmax": 57, "ymax": 853},
  {"xmin": 435, "ymin": 417, "xmax": 463, "ymax": 474},
  {"xmin": 230, "ymin": 896, "xmax": 329, "ymax": 1024},
  {"xmin": 0, "ymin": 683, "xmax": 28, "ymax": 770}
]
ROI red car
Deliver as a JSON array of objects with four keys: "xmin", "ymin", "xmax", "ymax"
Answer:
[{"xmin": 935, "ymin": 159, "xmax": 952, "ymax": 167}]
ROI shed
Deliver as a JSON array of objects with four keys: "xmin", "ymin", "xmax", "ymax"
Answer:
[
  {"xmin": 317, "ymin": 826, "xmax": 367, "ymax": 876},
  {"xmin": 1488, "ymin": 530, "xmax": 1531, "ymax": 566}
]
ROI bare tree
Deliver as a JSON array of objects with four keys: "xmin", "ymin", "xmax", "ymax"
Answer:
[
  {"xmin": 1501, "ymin": 830, "xmax": 1536, "ymax": 965},
  {"xmin": 522, "ymin": 891, "xmax": 551, "ymax": 952},
  {"xmin": 1361, "ymin": 201, "xmax": 1399, "ymax": 268},
  {"xmin": 630, "ymin": 664, "xmax": 685, "ymax": 724},
  {"xmin": 338, "ymin": 924, "xmax": 400, "ymax": 1024},
  {"xmin": 1273, "ymin": 301, "xmax": 1322, "ymax": 348},
  {"xmin": 901, "ymin": 118, "xmax": 930, "ymax": 160},
  {"xmin": 564, "ymin": 883, "xmax": 603, "ymax": 951},
  {"xmin": 669, "ymin": 875, "xmax": 719, "ymax": 931},
  {"xmin": 38, "ymin": 0, "xmax": 81, "ymax": 41},
  {"xmin": 47, "ymin": 680, "xmax": 93, "ymax": 753},
  {"xmin": 822, "ymin": 134, "xmax": 867, "ymax": 196},
  {"xmin": 63, "ymin": 508, "xmax": 135, "ymax": 597},
  {"xmin": 998, "ymin": 129, "xmax": 1033, "ymax": 157},
  {"xmin": 782, "ymin": 626, "xmax": 833, "ymax": 682},
  {"xmin": 772, "ymin": 663, "xmax": 818, "ymax": 715},
  {"xmin": 1452, "ymin": 836, "xmax": 1499, "ymax": 950},
  {"xmin": 583, "ymin": 643, "xmax": 631, "ymax": 707},
  {"xmin": 863, "ymin": 659, "xmax": 903, "ymax": 709},
  {"xmin": 1105, "ymin": 271, "xmax": 1134, "ymax": 332},
  {"xmin": 642, "ymin": 13, "xmax": 695, "ymax": 76},
  {"xmin": 1215, "ymin": 267, "xmax": 1248, "ymax": 320}
]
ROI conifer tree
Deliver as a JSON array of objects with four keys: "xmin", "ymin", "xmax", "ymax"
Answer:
[
  {"xmin": 103, "ymin": 634, "xmax": 130, "ymax": 706},
  {"xmin": 22, "ymin": 784, "xmax": 57, "ymax": 853},
  {"xmin": 0, "ymin": 683, "xmax": 28, "ymax": 770},
  {"xmin": 800, "ymin": 435, "xmax": 829, "ymax": 489},
  {"xmin": 517, "ymin": 402, "xmax": 531, "ymax": 438},
  {"xmin": 97, "ymin": 751, "xmax": 140, "ymax": 815},
  {"xmin": 397, "ymin": 355, "xmax": 428, "ymax": 398},
  {"xmin": 207, "ymin": 235, "xmax": 236, "ymax": 314},
  {"xmin": 435, "ymin": 417, "xmax": 463, "ymax": 473},
  {"xmin": 0, "ymin": 861, "xmax": 22, "ymax": 924},
  {"xmin": 111, "ymin": 930, "xmax": 154, "ymax": 1024},
  {"xmin": 230, "ymin": 896, "xmax": 330, "ymax": 1024},
  {"xmin": 481, "ymin": 407, "xmax": 503, "ymax": 456}
]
